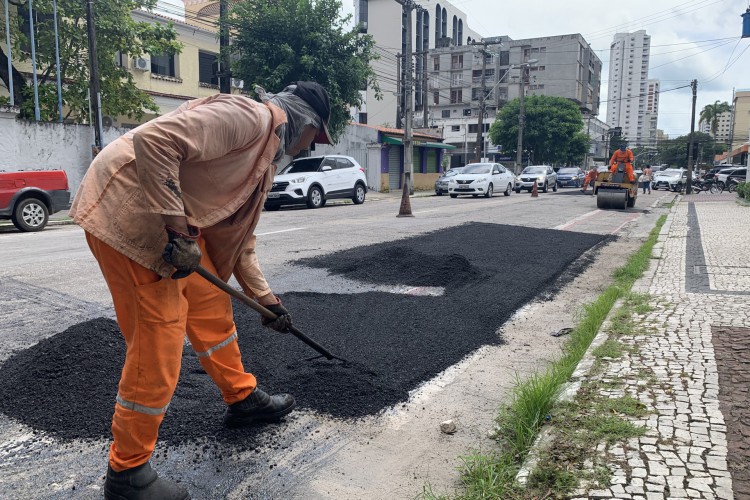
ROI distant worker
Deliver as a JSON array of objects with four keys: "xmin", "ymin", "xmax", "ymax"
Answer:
[
  {"xmin": 641, "ymin": 164, "xmax": 653, "ymax": 194},
  {"xmin": 609, "ymin": 144, "xmax": 635, "ymax": 182},
  {"xmin": 581, "ymin": 166, "xmax": 598, "ymax": 193}
]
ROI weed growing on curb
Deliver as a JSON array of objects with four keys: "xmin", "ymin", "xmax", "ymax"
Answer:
[
  {"xmin": 430, "ymin": 215, "xmax": 666, "ymax": 499},
  {"xmin": 592, "ymin": 339, "xmax": 625, "ymax": 359}
]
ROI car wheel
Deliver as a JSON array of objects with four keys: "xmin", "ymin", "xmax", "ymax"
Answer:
[
  {"xmin": 504, "ymin": 183, "xmax": 512, "ymax": 196},
  {"xmin": 449, "ymin": 194, "xmax": 458, "ymax": 198},
  {"xmin": 484, "ymin": 184, "xmax": 493, "ymax": 198},
  {"xmin": 542, "ymin": 182, "xmax": 549, "ymax": 193},
  {"xmin": 11, "ymin": 197, "xmax": 49, "ymax": 232},
  {"xmin": 515, "ymin": 188, "xmax": 521, "ymax": 193},
  {"xmin": 552, "ymin": 182, "xmax": 558, "ymax": 192},
  {"xmin": 352, "ymin": 183, "xmax": 366, "ymax": 204},
  {"xmin": 306, "ymin": 186, "xmax": 325, "ymax": 209},
  {"xmin": 264, "ymin": 204, "xmax": 281, "ymax": 211},
  {"xmin": 435, "ymin": 190, "xmax": 443, "ymax": 196}
]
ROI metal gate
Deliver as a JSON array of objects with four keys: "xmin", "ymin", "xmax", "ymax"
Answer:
[
  {"xmin": 412, "ymin": 147, "xmax": 422, "ymax": 173},
  {"xmin": 388, "ymin": 145, "xmax": 402, "ymax": 190},
  {"xmin": 426, "ymin": 149, "xmax": 438, "ymax": 173}
]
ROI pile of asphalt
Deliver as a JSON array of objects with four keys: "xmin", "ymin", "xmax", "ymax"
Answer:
[{"xmin": 0, "ymin": 223, "xmax": 606, "ymax": 445}]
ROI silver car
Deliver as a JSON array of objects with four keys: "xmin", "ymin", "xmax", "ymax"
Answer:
[
  {"xmin": 434, "ymin": 167, "xmax": 464, "ymax": 195},
  {"xmin": 515, "ymin": 165, "xmax": 558, "ymax": 193}
]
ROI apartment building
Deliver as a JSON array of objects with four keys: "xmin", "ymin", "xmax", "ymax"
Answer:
[
  {"xmin": 606, "ymin": 30, "xmax": 658, "ymax": 147},
  {"xmin": 699, "ymin": 108, "xmax": 733, "ymax": 144},
  {"xmin": 429, "ymin": 33, "xmax": 602, "ymax": 166},
  {"xmin": 354, "ymin": 0, "xmax": 481, "ymax": 128}
]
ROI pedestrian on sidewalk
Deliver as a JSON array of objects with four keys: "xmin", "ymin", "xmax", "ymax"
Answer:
[
  {"xmin": 641, "ymin": 164, "xmax": 653, "ymax": 194},
  {"xmin": 70, "ymin": 82, "xmax": 333, "ymax": 500}
]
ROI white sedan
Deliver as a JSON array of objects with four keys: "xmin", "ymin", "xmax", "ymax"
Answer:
[{"xmin": 448, "ymin": 163, "xmax": 516, "ymax": 198}]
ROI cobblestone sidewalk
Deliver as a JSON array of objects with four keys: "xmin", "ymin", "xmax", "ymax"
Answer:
[{"xmin": 573, "ymin": 197, "xmax": 750, "ymax": 500}]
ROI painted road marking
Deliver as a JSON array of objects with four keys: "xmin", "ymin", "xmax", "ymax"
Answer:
[
  {"xmin": 413, "ymin": 209, "xmax": 439, "ymax": 214},
  {"xmin": 256, "ymin": 227, "xmax": 306, "ymax": 236},
  {"xmin": 554, "ymin": 209, "xmax": 602, "ymax": 231}
]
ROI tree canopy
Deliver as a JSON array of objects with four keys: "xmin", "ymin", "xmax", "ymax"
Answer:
[
  {"xmin": 656, "ymin": 132, "xmax": 720, "ymax": 168},
  {"xmin": 488, "ymin": 95, "xmax": 589, "ymax": 165},
  {"xmin": 0, "ymin": 0, "xmax": 180, "ymax": 121},
  {"xmin": 229, "ymin": 0, "xmax": 380, "ymax": 141},
  {"xmin": 699, "ymin": 100, "xmax": 731, "ymax": 139}
]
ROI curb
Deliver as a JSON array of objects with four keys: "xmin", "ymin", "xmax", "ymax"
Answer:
[{"xmin": 515, "ymin": 210, "xmax": 669, "ymax": 487}]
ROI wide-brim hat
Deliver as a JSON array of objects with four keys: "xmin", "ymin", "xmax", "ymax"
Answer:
[{"xmin": 292, "ymin": 81, "xmax": 333, "ymax": 145}]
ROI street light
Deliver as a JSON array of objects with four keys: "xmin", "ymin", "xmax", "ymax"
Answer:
[{"xmin": 515, "ymin": 59, "xmax": 538, "ymax": 174}]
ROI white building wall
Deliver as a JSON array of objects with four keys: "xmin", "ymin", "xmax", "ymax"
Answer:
[{"xmin": 0, "ymin": 108, "xmax": 128, "ymax": 194}]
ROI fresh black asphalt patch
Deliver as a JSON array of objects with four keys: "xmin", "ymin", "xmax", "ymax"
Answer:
[{"xmin": 0, "ymin": 223, "xmax": 607, "ymax": 445}]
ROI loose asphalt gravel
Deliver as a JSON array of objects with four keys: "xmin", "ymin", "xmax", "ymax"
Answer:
[{"xmin": 0, "ymin": 222, "xmax": 606, "ymax": 447}]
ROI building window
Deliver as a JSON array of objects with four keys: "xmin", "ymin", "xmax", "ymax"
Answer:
[
  {"xmin": 356, "ymin": 0, "xmax": 368, "ymax": 32},
  {"xmin": 198, "ymin": 51, "xmax": 219, "ymax": 85},
  {"xmin": 468, "ymin": 124, "xmax": 478, "ymax": 134},
  {"xmin": 151, "ymin": 53, "xmax": 176, "ymax": 77},
  {"xmin": 441, "ymin": 109, "xmax": 450, "ymax": 118},
  {"xmin": 450, "ymin": 89, "xmax": 462, "ymax": 104},
  {"xmin": 433, "ymin": 57, "xmax": 440, "ymax": 71},
  {"xmin": 451, "ymin": 125, "xmax": 460, "ymax": 132},
  {"xmin": 451, "ymin": 54, "xmax": 463, "ymax": 69},
  {"xmin": 452, "ymin": 73, "xmax": 463, "ymax": 86},
  {"xmin": 433, "ymin": 91, "xmax": 439, "ymax": 105}
]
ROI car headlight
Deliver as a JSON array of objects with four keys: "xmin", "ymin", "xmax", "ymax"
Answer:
[
  {"xmin": 476, "ymin": 177, "xmax": 487, "ymax": 183},
  {"xmin": 290, "ymin": 176, "xmax": 307, "ymax": 183},
  {"xmin": 571, "ymin": 176, "xmax": 578, "ymax": 180}
]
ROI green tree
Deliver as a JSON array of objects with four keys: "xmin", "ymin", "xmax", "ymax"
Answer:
[
  {"xmin": 229, "ymin": 0, "xmax": 380, "ymax": 140},
  {"xmin": 699, "ymin": 100, "xmax": 731, "ymax": 154},
  {"xmin": 656, "ymin": 132, "xmax": 718, "ymax": 168},
  {"xmin": 0, "ymin": 0, "xmax": 180, "ymax": 121},
  {"xmin": 488, "ymin": 95, "xmax": 589, "ymax": 165}
]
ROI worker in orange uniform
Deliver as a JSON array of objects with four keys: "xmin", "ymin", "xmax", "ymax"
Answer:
[
  {"xmin": 70, "ymin": 82, "xmax": 334, "ymax": 500},
  {"xmin": 581, "ymin": 166, "xmax": 598, "ymax": 193},
  {"xmin": 609, "ymin": 144, "xmax": 636, "ymax": 182}
]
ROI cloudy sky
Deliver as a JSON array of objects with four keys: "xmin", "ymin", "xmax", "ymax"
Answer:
[{"xmin": 341, "ymin": 0, "xmax": 750, "ymax": 139}]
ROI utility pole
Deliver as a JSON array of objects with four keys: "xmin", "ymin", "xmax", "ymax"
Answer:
[
  {"xmin": 422, "ymin": 50, "xmax": 429, "ymax": 127},
  {"xmin": 396, "ymin": 0, "xmax": 415, "ymax": 216},
  {"xmin": 219, "ymin": 0, "xmax": 231, "ymax": 94},
  {"xmin": 28, "ymin": 0, "xmax": 40, "ymax": 121},
  {"xmin": 86, "ymin": 0, "xmax": 103, "ymax": 151},
  {"xmin": 686, "ymin": 79, "xmax": 697, "ymax": 194},
  {"xmin": 475, "ymin": 47, "xmax": 488, "ymax": 162},
  {"xmin": 583, "ymin": 113, "xmax": 592, "ymax": 169},
  {"xmin": 396, "ymin": 53, "xmax": 402, "ymax": 129},
  {"xmin": 52, "ymin": 0, "xmax": 63, "ymax": 122},
  {"xmin": 515, "ymin": 65, "xmax": 527, "ymax": 174},
  {"xmin": 4, "ymin": 0, "xmax": 15, "ymax": 106}
]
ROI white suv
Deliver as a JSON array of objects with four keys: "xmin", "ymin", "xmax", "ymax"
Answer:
[{"xmin": 264, "ymin": 155, "xmax": 368, "ymax": 210}]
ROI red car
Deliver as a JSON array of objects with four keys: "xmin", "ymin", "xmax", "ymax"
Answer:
[{"xmin": 0, "ymin": 170, "xmax": 71, "ymax": 231}]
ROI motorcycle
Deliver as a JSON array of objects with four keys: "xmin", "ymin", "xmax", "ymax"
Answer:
[{"xmin": 691, "ymin": 177, "xmax": 722, "ymax": 194}]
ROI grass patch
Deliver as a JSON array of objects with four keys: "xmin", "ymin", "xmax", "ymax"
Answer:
[
  {"xmin": 433, "ymin": 215, "xmax": 667, "ymax": 499},
  {"xmin": 592, "ymin": 339, "xmax": 625, "ymax": 359},
  {"xmin": 596, "ymin": 395, "xmax": 648, "ymax": 417}
]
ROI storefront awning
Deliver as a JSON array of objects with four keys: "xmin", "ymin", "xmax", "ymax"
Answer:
[{"xmin": 381, "ymin": 137, "xmax": 456, "ymax": 149}]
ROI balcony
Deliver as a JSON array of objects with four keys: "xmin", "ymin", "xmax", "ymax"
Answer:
[
  {"xmin": 472, "ymin": 76, "xmax": 495, "ymax": 85},
  {"xmin": 451, "ymin": 63, "xmax": 464, "ymax": 70}
]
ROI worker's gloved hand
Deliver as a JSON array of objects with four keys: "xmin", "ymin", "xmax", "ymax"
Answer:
[
  {"xmin": 261, "ymin": 300, "xmax": 292, "ymax": 332},
  {"xmin": 162, "ymin": 225, "xmax": 202, "ymax": 279}
]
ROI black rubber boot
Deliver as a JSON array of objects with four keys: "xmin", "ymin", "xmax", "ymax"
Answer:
[
  {"xmin": 224, "ymin": 388, "xmax": 296, "ymax": 428},
  {"xmin": 104, "ymin": 462, "xmax": 190, "ymax": 500}
]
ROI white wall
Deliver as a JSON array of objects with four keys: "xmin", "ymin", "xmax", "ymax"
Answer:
[{"xmin": 0, "ymin": 107, "xmax": 127, "ymax": 194}]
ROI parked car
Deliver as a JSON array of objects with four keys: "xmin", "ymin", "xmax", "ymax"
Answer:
[
  {"xmin": 701, "ymin": 166, "xmax": 728, "ymax": 182},
  {"xmin": 556, "ymin": 167, "xmax": 585, "ymax": 188},
  {"xmin": 264, "ymin": 155, "xmax": 367, "ymax": 210},
  {"xmin": 515, "ymin": 165, "xmax": 557, "ymax": 193},
  {"xmin": 716, "ymin": 168, "xmax": 746, "ymax": 189},
  {"xmin": 447, "ymin": 162, "xmax": 515, "ymax": 198},
  {"xmin": 652, "ymin": 169, "xmax": 687, "ymax": 192},
  {"xmin": 0, "ymin": 169, "xmax": 71, "ymax": 232},
  {"xmin": 434, "ymin": 167, "xmax": 465, "ymax": 195}
]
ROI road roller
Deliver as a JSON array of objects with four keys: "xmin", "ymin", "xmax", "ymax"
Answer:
[{"xmin": 594, "ymin": 163, "xmax": 637, "ymax": 210}]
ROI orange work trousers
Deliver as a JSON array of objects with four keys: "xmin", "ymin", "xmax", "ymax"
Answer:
[
  {"xmin": 610, "ymin": 163, "xmax": 635, "ymax": 182},
  {"xmin": 86, "ymin": 233, "xmax": 256, "ymax": 471}
]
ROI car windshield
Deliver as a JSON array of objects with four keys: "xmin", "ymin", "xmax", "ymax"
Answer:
[
  {"xmin": 463, "ymin": 164, "xmax": 492, "ymax": 174},
  {"xmin": 659, "ymin": 170, "xmax": 682, "ymax": 177},
  {"xmin": 522, "ymin": 167, "xmax": 547, "ymax": 174},
  {"xmin": 558, "ymin": 168, "xmax": 579, "ymax": 174},
  {"xmin": 444, "ymin": 169, "xmax": 462, "ymax": 177},
  {"xmin": 281, "ymin": 158, "xmax": 324, "ymax": 174}
]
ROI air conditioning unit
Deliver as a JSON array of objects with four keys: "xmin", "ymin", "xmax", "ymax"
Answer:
[
  {"xmin": 132, "ymin": 56, "xmax": 150, "ymax": 71},
  {"xmin": 231, "ymin": 78, "xmax": 244, "ymax": 89},
  {"xmin": 102, "ymin": 116, "xmax": 117, "ymax": 128}
]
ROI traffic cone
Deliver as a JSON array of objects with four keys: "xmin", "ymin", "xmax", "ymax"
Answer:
[
  {"xmin": 397, "ymin": 179, "xmax": 414, "ymax": 217},
  {"xmin": 531, "ymin": 179, "xmax": 539, "ymax": 197}
]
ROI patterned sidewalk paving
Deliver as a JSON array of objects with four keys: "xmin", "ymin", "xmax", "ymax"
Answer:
[{"xmin": 572, "ymin": 197, "xmax": 750, "ymax": 500}]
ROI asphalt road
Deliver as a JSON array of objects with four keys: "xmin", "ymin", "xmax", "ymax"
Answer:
[{"xmin": 0, "ymin": 189, "xmax": 672, "ymax": 499}]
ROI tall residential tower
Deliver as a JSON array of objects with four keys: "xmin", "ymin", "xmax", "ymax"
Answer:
[{"xmin": 606, "ymin": 30, "xmax": 659, "ymax": 147}]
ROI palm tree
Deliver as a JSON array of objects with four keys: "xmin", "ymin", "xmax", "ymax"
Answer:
[{"xmin": 699, "ymin": 100, "xmax": 731, "ymax": 163}]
